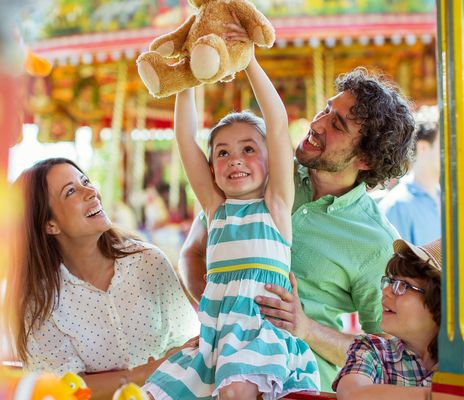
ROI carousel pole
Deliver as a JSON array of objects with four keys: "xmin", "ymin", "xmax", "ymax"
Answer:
[
  {"xmin": 324, "ymin": 51, "xmax": 335, "ymax": 99},
  {"xmin": 304, "ymin": 77, "xmax": 314, "ymax": 122},
  {"xmin": 168, "ymin": 139, "xmax": 180, "ymax": 213},
  {"xmin": 432, "ymin": 0, "xmax": 464, "ymax": 398},
  {"xmin": 104, "ymin": 60, "xmax": 128, "ymax": 215},
  {"xmin": 312, "ymin": 45, "xmax": 325, "ymax": 112},
  {"xmin": 241, "ymin": 80, "xmax": 251, "ymax": 110},
  {"xmin": 132, "ymin": 88, "xmax": 148, "ymax": 223}
]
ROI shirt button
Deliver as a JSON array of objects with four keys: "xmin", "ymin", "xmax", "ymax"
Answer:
[{"xmin": 302, "ymin": 209, "xmax": 308, "ymax": 215}]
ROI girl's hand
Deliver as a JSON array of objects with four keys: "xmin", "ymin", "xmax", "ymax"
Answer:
[{"xmin": 223, "ymin": 12, "xmax": 250, "ymax": 43}]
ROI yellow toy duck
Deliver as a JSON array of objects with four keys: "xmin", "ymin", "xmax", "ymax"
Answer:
[
  {"xmin": 61, "ymin": 372, "xmax": 92, "ymax": 400},
  {"xmin": 0, "ymin": 367, "xmax": 76, "ymax": 400},
  {"xmin": 113, "ymin": 382, "xmax": 150, "ymax": 400}
]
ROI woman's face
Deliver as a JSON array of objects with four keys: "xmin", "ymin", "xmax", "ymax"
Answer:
[
  {"xmin": 380, "ymin": 275, "xmax": 438, "ymax": 346},
  {"xmin": 46, "ymin": 163, "xmax": 112, "ymax": 241}
]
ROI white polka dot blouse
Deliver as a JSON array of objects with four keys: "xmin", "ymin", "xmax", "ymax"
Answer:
[{"xmin": 26, "ymin": 241, "xmax": 200, "ymax": 374}]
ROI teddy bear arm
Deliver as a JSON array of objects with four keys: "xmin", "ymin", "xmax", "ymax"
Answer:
[
  {"xmin": 149, "ymin": 14, "xmax": 196, "ymax": 57},
  {"xmin": 228, "ymin": 0, "xmax": 275, "ymax": 48}
]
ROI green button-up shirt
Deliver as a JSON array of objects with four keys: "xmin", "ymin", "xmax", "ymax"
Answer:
[{"xmin": 292, "ymin": 163, "xmax": 399, "ymax": 391}]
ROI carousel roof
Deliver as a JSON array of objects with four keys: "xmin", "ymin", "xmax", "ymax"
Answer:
[
  {"xmin": 28, "ymin": 9, "xmax": 435, "ymax": 65},
  {"xmin": 26, "ymin": 0, "xmax": 436, "ymax": 65}
]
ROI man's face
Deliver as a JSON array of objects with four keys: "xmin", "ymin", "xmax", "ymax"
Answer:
[{"xmin": 295, "ymin": 91, "xmax": 366, "ymax": 173}]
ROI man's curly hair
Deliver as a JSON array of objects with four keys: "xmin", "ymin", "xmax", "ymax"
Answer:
[{"xmin": 336, "ymin": 67, "xmax": 416, "ymax": 189}]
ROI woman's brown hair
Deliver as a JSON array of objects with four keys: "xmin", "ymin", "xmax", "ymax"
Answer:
[
  {"xmin": 9, "ymin": 158, "xmax": 141, "ymax": 363},
  {"xmin": 385, "ymin": 248, "xmax": 441, "ymax": 362}
]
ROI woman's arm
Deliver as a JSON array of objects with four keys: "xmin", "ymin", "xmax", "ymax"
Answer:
[
  {"xmin": 83, "ymin": 336, "xmax": 199, "ymax": 400},
  {"xmin": 174, "ymin": 89, "xmax": 223, "ymax": 214},
  {"xmin": 27, "ymin": 320, "xmax": 159, "ymax": 399},
  {"xmin": 336, "ymin": 374, "xmax": 430, "ymax": 400},
  {"xmin": 81, "ymin": 358, "xmax": 161, "ymax": 400}
]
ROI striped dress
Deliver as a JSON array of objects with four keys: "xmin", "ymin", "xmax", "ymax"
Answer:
[{"xmin": 144, "ymin": 199, "xmax": 320, "ymax": 399}]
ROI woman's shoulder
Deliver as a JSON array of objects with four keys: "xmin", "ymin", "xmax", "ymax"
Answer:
[
  {"xmin": 119, "ymin": 239, "xmax": 173, "ymax": 268},
  {"xmin": 120, "ymin": 238, "xmax": 155, "ymax": 252}
]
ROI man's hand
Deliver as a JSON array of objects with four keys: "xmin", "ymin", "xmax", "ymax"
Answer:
[
  {"xmin": 255, "ymin": 272, "xmax": 311, "ymax": 340},
  {"xmin": 256, "ymin": 272, "xmax": 355, "ymax": 367}
]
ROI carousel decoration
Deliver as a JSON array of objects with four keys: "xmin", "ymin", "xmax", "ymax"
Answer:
[{"xmin": 18, "ymin": 0, "xmax": 438, "ymax": 238}]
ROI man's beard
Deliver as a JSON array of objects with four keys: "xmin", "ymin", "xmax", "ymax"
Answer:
[{"xmin": 296, "ymin": 150, "xmax": 358, "ymax": 173}]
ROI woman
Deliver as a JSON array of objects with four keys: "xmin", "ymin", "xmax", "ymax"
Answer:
[
  {"xmin": 10, "ymin": 158, "xmax": 199, "ymax": 399},
  {"xmin": 333, "ymin": 238, "xmax": 441, "ymax": 400}
]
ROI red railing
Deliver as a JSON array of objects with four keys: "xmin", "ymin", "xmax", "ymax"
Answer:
[{"xmin": 285, "ymin": 391, "xmax": 336, "ymax": 399}]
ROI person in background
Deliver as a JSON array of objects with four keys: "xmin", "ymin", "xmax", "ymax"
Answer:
[
  {"xmin": 380, "ymin": 106, "xmax": 441, "ymax": 245},
  {"xmin": 333, "ymin": 239, "xmax": 441, "ymax": 400},
  {"xmin": 9, "ymin": 157, "xmax": 199, "ymax": 400},
  {"xmin": 178, "ymin": 67, "xmax": 416, "ymax": 391}
]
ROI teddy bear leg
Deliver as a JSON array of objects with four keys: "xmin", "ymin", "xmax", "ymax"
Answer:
[
  {"xmin": 137, "ymin": 57, "xmax": 161, "ymax": 96},
  {"xmin": 190, "ymin": 34, "xmax": 229, "ymax": 83},
  {"xmin": 137, "ymin": 51, "xmax": 200, "ymax": 98}
]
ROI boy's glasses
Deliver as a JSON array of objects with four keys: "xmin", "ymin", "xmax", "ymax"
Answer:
[{"xmin": 380, "ymin": 276, "xmax": 425, "ymax": 296}]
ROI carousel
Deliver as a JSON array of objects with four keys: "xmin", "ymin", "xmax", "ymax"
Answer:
[
  {"xmin": 20, "ymin": 0, "xmax": 437, "ymax": 234},
  {"xmin": 2, "ymin": 0, "xmax": 463, "ymax": 398}
]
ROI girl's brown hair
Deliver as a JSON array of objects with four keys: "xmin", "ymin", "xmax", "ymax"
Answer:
[
  {"xmin": 207, "ymin": 110, "xmax": 266, "ymax": 163},
  {"xmin": 9, "ymin": 158, "xmax": 141, "ymax": 363},
  {"xmin": 385, "ymin": 248, "xmax": 441, "ymax": 362}
]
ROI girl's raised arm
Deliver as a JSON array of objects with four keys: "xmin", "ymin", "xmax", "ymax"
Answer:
[
  {"xmin": 244, "ymin": 57, "xmax": 294, "ymax": 211},
  {"xmin": 174, "ymin": 88, "xmax": 223, "ymax": 216}
]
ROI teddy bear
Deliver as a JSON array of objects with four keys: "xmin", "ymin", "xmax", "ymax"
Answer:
[{"xmin": 137, "ymin": 0, "xmax": 275, "ymax": 98}]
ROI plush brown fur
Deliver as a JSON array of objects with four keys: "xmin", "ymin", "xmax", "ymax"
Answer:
[{"xmin": 137, "ymin": 0, "xmax": 275, "ymax": 98}]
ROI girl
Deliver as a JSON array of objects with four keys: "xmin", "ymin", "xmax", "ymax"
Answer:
[
  {"xmin": 333, "ymin": 238, "xmax": 441, "ymax": 400},
  {"xmin": 144, "ymin": 21, "xmax": 320, "ymax": 400}
]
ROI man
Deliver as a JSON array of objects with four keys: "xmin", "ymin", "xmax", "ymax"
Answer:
[
  {"xmin": 179, "ymin": 67, "xmax": 416, "ymax": 391},
  {"xmin": 380, "ymin": 108, "xmax": 441, "ymax": 245}
]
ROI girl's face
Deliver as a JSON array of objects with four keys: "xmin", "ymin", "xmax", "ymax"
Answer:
[
  {"xmin": 46, "ymin": 163, "xmax": 112, "ymax": 241},
  {"xmin": 380, "ymin": 275, "xmax": 438, "ymax": 347},
  {"xmin": 211, "ymin": 122, "xmax": 268, "ymax": 200}
]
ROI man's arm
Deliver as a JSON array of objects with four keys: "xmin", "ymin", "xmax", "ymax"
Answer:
[
  {"xmin": 255, "ymin": 272, "xmax": 355, "ymax": 366},
  {"xmin": 178, "ymin": 215, "xmax": 208, "ymax": 303}
]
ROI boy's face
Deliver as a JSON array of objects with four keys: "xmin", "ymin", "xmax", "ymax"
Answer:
[
  {"xmin": 380, "ymin": 275, "xmax": 438, "ymax": 346},
  {"xmin": 210, "ymin": 122, "xmax": 268, "ymax": 200}
]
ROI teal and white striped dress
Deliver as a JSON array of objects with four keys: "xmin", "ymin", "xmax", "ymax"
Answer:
[{"xmin": 144, "ymin": 199, "xmax": 320, "ymax": 399}]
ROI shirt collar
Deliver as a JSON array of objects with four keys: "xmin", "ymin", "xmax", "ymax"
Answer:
[
  {"xmin": 385, "ymin": 337, "xmax": 432, "ymax": 368},
  {"xmin": 406, "ymin": 180, "xmax": 441, "ymax": 197},
  {"xmin": 385, "ymin": 337, "xmax": 409, "ymax": 362},
  {"xmin": 296, "ymin": 162, "xmax": 366, "ymax": 210}
]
